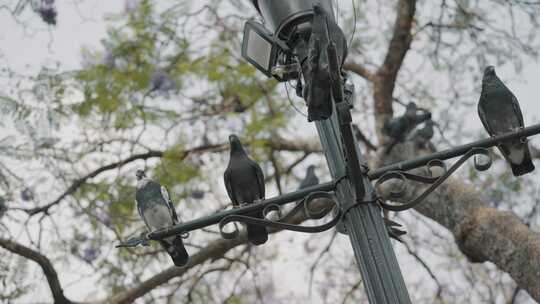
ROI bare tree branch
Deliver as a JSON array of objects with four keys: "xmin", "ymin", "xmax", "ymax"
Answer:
[
  {"xmin": 0, "ymin": 238, "xmax": 76, "ymax": 304},
  {"xmin": 379, "ymin": 142, "xmax": 540, "ymax": 301},
  {"xmin": 343, "ymin": 61, "xmax": 377, "ymax": 82},
  {"xmin": 373, "ymin": 0, "xmax": 417, "ymax": 139},
  {"xmin": 105, "ymin": 198, "xmax": 333, "ymax": 304},
  {"xmin": 24, "ymin": 138, "xmax": 321, "ymax": 216}
]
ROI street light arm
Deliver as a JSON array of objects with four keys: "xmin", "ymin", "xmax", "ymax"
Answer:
[{"xmin": 369, "ymin": 123, "xmax": 540, "ymax": 180}]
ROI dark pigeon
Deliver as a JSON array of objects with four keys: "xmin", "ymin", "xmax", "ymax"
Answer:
[
  {"xmin": 298, "ymin": 165, "xmax": 319, "ymax": 190},
  {"xmin": 478, "ymin": 66, "xmax": 535, "ymax": 176},
  {"xmin": 223, "ymin": 135, "xmax": 268, "ymax": 245},
  {"xmin": 302, "ymin": 4, "xmax": 347, "ymax": 121},
  {"xmin": 408, "ymin": 119, "xmax": 435, "ymax": 151},
  {"xmin": 135, "ymin": 170, "xmax": 189, "ymax": 266},
  {"xmin": 383, "ymin": 102, "xmax": 431, "ymax": 154}
]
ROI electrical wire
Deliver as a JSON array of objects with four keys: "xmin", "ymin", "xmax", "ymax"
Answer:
[
  {"xmin": 285, "ymin": 82, "xmax": 308, "ymax": 118},
  {"xmin": 349, "ymin": 0, "xmax": 357, "ymax": 49}
]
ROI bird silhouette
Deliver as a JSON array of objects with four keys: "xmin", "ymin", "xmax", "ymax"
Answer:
[
  {"xmin": 224, "ymin": 135, "xmax": 268, "ymax": 245},
  {"xmin": 135, "ymin": 170, "xmax": 189, "ymax": 266},
  {"xmin": 478, "ymin": 66, "xmax": 534, "ymax": 176}
]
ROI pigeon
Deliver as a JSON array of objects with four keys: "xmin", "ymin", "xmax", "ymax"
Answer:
[
  {"xmin": 478, "ymin": 66, "xmax": 535, "ymax": 176},
  {"xmin": 302, "ymin": 4, "xmax": 347, "ymax": 122},
  {"xmin": 135, "ymin": 170, "xmax": 189, "ymax": 266},
  {"xmin": 223, "ymin": 135, "xmax": 268, "ymax": 245},
  {"xmin": 383, "ymin": 102, "xmax": 431, "ymax": 154},
  {"xmin": 280, "ymin": 165, "xmax": 321, "ymax": 223},
  {"xmin": 408, "ymin": 119, "xmax": 435, "ymax": 151},
  {"xmin": 298, "ymin": 165, "xmax": 319, "ymax": 190}
]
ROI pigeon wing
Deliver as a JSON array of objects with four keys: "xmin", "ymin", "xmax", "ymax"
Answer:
[
  {"xmin": 510, "ymin": 94, "xmax": 524, "ymax": 127},
  {"xmin": 223, "ymin": 167, "xmax": 237, "ymax": 205},
  {"xmin": 253, "ymin": 162, "xmax": 265, "ymax": 199},
  {"xmin": 478, "ymin": 99, "xmax": 493, "ymax": 136},
  {"xmin": 135, "ymin": 198, "xmax": 151, "ymax": 229},
  {"xmin": 160, "ymin": 186, "xmax": 179, "ymax": 223}
]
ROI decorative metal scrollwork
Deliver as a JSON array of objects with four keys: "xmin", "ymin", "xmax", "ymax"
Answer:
[
  {"xmin": 218, "ymin": 191, "xmax": 341, "ymax": 240},
  {"xmin": 375, "ymin": 147, "xmax": 492, "ymax": 212}
]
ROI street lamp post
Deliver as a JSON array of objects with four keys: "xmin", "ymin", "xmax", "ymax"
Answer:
[{"xmin": 118, "ymin": 1, "xmax": 540, "ymax": 303}]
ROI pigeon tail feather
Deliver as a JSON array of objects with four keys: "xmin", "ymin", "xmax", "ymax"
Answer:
[
  {"xmin": 511, "ymin": 150, "xmax": 535, "ymax": 176},
  {"xmin": 247, "ymin": 210, "xmax": 268, "ymax": 245},
  {"xmin": 161, "ymin": 236, "xmax": 189, "ymax": 267},
  {"xmin": 247, "ymin": 223, "xmax": 268, "ymax": 245}
]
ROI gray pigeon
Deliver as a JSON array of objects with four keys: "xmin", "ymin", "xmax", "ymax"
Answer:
[
  {"xmin": 478, "ymin": 66, "xmax": 535, "ymax": 176},
  {"xmin": 408, "ymin": 119, "xmax": 435, "ymax": 150},
  {"xmin": 383, "ymin": 102, "xmax": 431, "ymax": 153},
  {"xmin": 298, "ymin": 165, "xmax": 319, "ymax": 190},
  {"xmin": 223, "ymin": 135, "xmax": 268, "ymax": 245},
  {"xmin": 135, "ymin": 170, "xmax": 189, "ymax": 266}
]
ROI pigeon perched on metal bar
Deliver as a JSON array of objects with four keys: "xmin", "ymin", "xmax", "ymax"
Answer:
[
  {"xmin": 135, "ymin": 170, "xmax": 189, "ymax": 266},
  {"xmin": 478, "ymin": 66, "xmax": 535, "ymax": 176},
  {"xmin": 302, "ymin": 4, "xmax": 347, "ymax": 121},
  {"xmin": 298, "ymin": 165, "xmax": 319, "ymax": 190},
  {"xmin": 280, "ymin": 165, "xmax": 321, "ymax": 223},
  {"xmin": 223, "ymin": 135, "xmax": 268, "ymax": 245}
]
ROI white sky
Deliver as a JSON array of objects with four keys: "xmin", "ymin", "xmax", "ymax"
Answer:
[{"xmin": 1, "ymin": 1, "xmax": 539, "ymax": 303}]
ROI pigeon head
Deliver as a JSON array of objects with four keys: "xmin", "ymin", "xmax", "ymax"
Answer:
[
  {"xmin": 484, "ymin": 66, "xmax": 496, "ymax": 77},
  {"xmin": 405, "ymin": 102, "xmax": 417, "ymax": 118},
  {"xmin": 228, "ymin": 135, "xmax": 245, "ymax": 153},
  {"xmin": 313, "ymin": 4, "xmax": 325, "ymax": 15},
  {"xmin": 307, "ymin": 165, "xmax": 316, "ymax": 174},
  {"xmin": 482, "ymin": 66, "xmax": 499, "ymax": 88},
  {"xmin": 135, "ymin": 170, "xmax": 146, "ymax": 180}
]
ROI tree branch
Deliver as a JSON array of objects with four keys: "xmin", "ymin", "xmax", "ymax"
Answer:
[
  {"xmin": 379, "ymin": 142, "xmax": 540, "ymax": 301},
  {"xmin": 343, "ymin": 61, "xmax": 377, "ymax": 82},
  {"xmin": 0, "ymin": 238, "xmax": 75, "ymax": 304},
  {"xmin": 373, "ymin": 0, "xmax": 417, "ymax": 139},
  {"xmin": 24, "ymin": 138, "xmax": 320, "ymax": 216},
  {"xmin": 105, "ymin": 198, "xmax": 333, "ymax": 304}
]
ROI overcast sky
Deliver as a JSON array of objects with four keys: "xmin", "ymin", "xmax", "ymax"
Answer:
[{"xmin": 1, "ymin": 1, "xmax": 539, "ymax": 302}]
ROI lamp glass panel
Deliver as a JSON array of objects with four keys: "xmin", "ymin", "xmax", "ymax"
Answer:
[{"xmin": 246, "ymin": 28, "xmax": 272, "ymax": 71}]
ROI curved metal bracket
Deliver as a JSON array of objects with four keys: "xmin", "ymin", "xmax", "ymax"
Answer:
[
  {"xmin": 375, "ymin": 147, "xmax": 492, "ymax": 212},
  {"xmin": 218, "ymin": 191, "xmax": 341, "ymax": 240}
]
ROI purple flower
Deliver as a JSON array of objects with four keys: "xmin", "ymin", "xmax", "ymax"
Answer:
[
  {"xmin": 103, "ymin": 50, "xmax": 116, "ymax": 69},
  {"xmin": 82, "ymin": 247, "xmax": 99, "ymax": 263},
  {"xmin": 150, "ymin": 70, "xmax": 175, "ymax": 92},
  {"xmin": 20, "ymin": 188, "xmax": 34, "ymax": 202},
  {"xmin": 96, "ymin": 210, "xmax": 111, "ymax": 227},
  {"xmin": 39, "ymin": 0, "xmax": 57, "ymax": 25}
]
